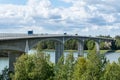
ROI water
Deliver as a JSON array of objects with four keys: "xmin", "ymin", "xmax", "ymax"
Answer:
[
  {"xmin": 0, "ymin": 51, "xmax": 120, "ymax": 73},
  {"xmin": 105, "ymin": 53, "xmax": 120, "ymax": 63},
  {"xmin": 0, "ymin": 57, "xmax": 9, "ymax": 74}
]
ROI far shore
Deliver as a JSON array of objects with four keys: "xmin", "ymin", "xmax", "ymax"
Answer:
[
  {"xmin": 42, "ymin": 49, "xmax": 120, "ymax": 54},
  {"xmin": 1, "ymin": 49, "xmax": 120, "ymax": 57}
]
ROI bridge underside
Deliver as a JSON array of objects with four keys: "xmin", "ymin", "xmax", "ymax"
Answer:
[{"xmin": 0, "ymin": 52, "xmax": 8, "ymax": 57}]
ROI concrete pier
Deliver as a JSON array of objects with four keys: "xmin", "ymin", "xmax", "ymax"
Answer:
[
  {"xmin": 8, "ymin": 52, "xmax": 21, "ymax": 72},
  {"xmin": 25, "ymin": 40, "xmax": 29, "ymax": 53},
  {"xmin": 78, "ymin": 40, "xmax": 84, "ymax": 56},
  {"xmin": 55, "ymin": 42, "xmax": 64, "ymax": 63},
  {"xmin": 95, "ymin": 40, "xmax": 100, "ymax": 54}
]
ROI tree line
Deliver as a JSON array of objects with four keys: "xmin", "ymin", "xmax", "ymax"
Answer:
[{"xmin": 36, "ymin": 35, "xmax": 120, "ymax": 50}]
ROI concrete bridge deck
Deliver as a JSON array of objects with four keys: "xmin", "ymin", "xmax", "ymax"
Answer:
[{"xmin": 0, "ymin": 33, "xmax": 114, "ymax": 41}]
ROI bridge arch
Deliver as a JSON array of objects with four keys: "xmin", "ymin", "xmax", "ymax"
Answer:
[
  {"xmin": 64, "ymin": 37, "xmax": 85, "ymax": 56},
  {"xmin": 29, "ymin": 38, "xmax": 63, "ymax": 50},
  {"xmin": 28, "ymin": 38, "xmax": 64, "ymax": 63},
  {"xmin": 85, "ymin": 39, "xmax": 100, "ymax": 54}
]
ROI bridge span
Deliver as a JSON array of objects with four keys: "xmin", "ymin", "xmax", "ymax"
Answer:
[{"xmin": 0, "ymin": 33, "xmax": 114, "ymax": 71}]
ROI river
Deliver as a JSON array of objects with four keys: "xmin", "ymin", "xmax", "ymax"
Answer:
[{"xmin": 0, "ymin": 51, "xmax": 120, "ymax": 73}]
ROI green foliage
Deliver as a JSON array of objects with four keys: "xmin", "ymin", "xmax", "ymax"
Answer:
[
  {"xmin": 33, "ymin": 35, "xmax": 120, "ymax": 50},
  {"xmin": 36, "ymin": 40, "xmax": 55, "ymax": 50},
  {"xmin": 84, "ymin": 40, "xmax": 88, "ymax": 50},
  {"xmin": 54, "ymin": 56, "xmax": 66, "ymax": 80},
  {"xmin": 12, "ymin": 41, "xmax": 120, "ymax": 80},
  {"xmin": 97, "ymin": 35, "xmax": 111, "ymax": 38},
  {"xmin": 118, "ymin": 57, "xmax": 120, "ymax": 63},
  {"xmin": 103, "ymin": 62, "xmax": 120, "ymax": 80},
  {"xmin": 115, "ymin": 39, "xmax": 120, "ymax": 49},
  {"xmin": 64, "ymin": 39, "xmax": 78, "ymax": 50},
  {"xmin": 54, "ymin": 53, "xmax": 75, "ymax": 80},
  {"xmin": 85, "ymin": 52, "xmax": 106, "ymax": 80},
  {"xmin": 36, "ymin": 41, "xmax": 47, "ymax": 50},
  {"xmin": 87, "ymin": 40, "xmax": 95, "ymax": 50},
  {"xmin": 12, "ymin": 52, "xmax": 54, "ymax": 80},
  {"xmin": 73, "ymin": 57, "xmax": 87, "ymax": 80},
  {"xmin": 0, "ymin": 67, "xmax": 10, "ymax": 80},
  {"xmin": 100, "ymin": 41, "xmax": 106, "ymax": 50},
  {"xmin": 73, "ymin": 46, "xmax": 107, "ymax": 80},
  {"xmin": 64, "ymin": 53, "xmax": 75, "ymax": 80},
  {"xmin": 12, "ymin": 54, "xmax": 33, "ymax": 80}
]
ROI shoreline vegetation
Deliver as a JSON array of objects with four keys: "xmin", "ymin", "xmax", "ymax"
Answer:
[
  {"xmin": 1, "ymin": 49, "xmax": 120, "ymax": 58},
  {"xmin": 42, "ymin": 49, "xmax": 120, "ymax": 54}
]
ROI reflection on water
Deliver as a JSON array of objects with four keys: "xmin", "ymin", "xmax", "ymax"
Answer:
[{"xmin": 0, "ymin": 51, "xmax": 120, "ymax": 73}]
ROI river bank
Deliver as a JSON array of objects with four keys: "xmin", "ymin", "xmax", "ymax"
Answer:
[{"xmin": 42, "ymin": 49, "xmax": 120, "ymax": 54}]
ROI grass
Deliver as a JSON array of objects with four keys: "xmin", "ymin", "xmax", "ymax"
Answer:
[
  {"xmin": 100, "ymin": 50, "xmax": 109, "ymax": 54},
  {"xmin": 64, "ymin": 50, "xmax": 111, "ymax": 54},
  {"xmin": 115, "ymin": 50, "xmax": 120, "ymax": 53}
]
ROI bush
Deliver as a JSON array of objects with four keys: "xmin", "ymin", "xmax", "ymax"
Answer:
[
  {"xmin": 12, "ymin": 51, "xmax": 54, "ymax": 80},
  {"xmin": 0, "ymin": 67, "xmax": 10, "ymax": 80}
]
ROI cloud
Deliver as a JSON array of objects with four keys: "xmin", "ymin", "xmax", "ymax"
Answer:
[
  {"xmin": 82, "ymin": 27, "xmax": 89, "ymax": 32},
  {"xmin": 0, "ymin": 0, "xmax": 119, "ymax": 36}
]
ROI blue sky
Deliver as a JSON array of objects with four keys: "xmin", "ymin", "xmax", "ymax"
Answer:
[
  {"xmin": 0, "ymin": 0, "xmax": 119, "ymax": 37},
  {"xmin": 0, "ymin": 0, "xmax": 71, "ymax": 7},
  {"xmin": 0, "ymin": 0, "xmax": 26, "ymax": 5}
]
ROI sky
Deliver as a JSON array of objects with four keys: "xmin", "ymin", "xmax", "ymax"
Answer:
[{"xmin": 0, "ymin": 0, "xmax": 119, "ymax": 37}]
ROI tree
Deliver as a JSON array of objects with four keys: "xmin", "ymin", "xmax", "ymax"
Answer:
[
  {"xmin": 36, "ymin": 41, "xmax": 47, "ymax": 50},
  {"xmin": 87, "ymin": 40, "xmax": 95, "ymax": 50},
  {"xmin": 12, "ymin": 51, "xmax": 54, "ymax": 80},
  {"xmin": 47, "ymin": 41, "xmax": 55, "ymax": 49},
  {"xmin": 73, "ymin": 57, "xmax": 87, "ymax": 80},
  {"xmin": 73, "ymin": 45, "xmax": 107, "ymax": 80},
  {"xmin": 114, "ymin": 35, "xmax": 120, "ymax": 49},
  {"xmin": 82, "ymin": 48, "xmax": 107, "ymax": 80},
  {"xmin": 54, "ymin": 55, "xmax": 65, "ymax": 80},
  {"xmin": 0, "ymin": 67, "xmax": 9, "ymax": 80},
  {"xmin": 97, "ymin": 35, "xmax": 111, "ymax": 38},
  {"xmin": 64, "ymin": 53, "xmax": 75, "ymax": 80},
  {"xmin": 103, "ymin": 62, "xmax": 120, "ymax": 80},
  {"xmin": 54, "ymin": 53, "xmax": 75, "ymax": 80},
  {"xmin": 12, "ymin": 54, "xmax": 33, "ymax": 80},
  {"xmin": 64, "ymin": 39, "xmax": 78, "ymax": 50},
  {"xmin": 115, "ymin": 39, "xmax": 120, "ymax": 49},
  {"xmin": 100, "ymin": 41, "xmax": 106, "ymax": 50},
  {"xmin": 84, "ymin": 40, "xmax": 88, "ymax": 50},
  {"xmin": 118, "ymin": 57, "xmax": 120, "ymax": 63}
]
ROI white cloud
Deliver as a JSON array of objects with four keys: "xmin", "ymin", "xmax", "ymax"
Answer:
[
  {"xmin": 81, "ymin": 27, "xmax": 89, "ymax": 32},
  {"xmin": 0, "ymin": 0, "xmax": 119, "ymax": 36},
  {"xmin": 91, "ymin": 26, "xmax": 99, "ymax": 30},
  {"xmin": 104, "ymin": 25, "xmax": 120, "ymax": 31},
  {"xmin": 101, "ymin": 14, "xmax": 116, "ymax": 23}
]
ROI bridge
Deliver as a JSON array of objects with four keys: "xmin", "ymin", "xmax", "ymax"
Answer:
[{"xmin": 0, "ymin": 33, "xmax": 114, "ymax": 71}]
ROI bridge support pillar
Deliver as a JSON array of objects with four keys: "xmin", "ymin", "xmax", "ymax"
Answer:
[
  {"xmin": 8, "ymin": 52, "xmax": 21, "ymax": 72},
  {"xmin": 95, "ymin": 40, "xmax": 100, "ymax": 54},
  {"xmin": 25, "ymin": 40, "xmax": 29, "ymax": 53},
  {"xmin": 55, "ymin": 42, "xmax": 64, "ymax": 64},
  {"xmin": 78, "ymin": 40, "xmax": 84, "ymax": 57}
]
